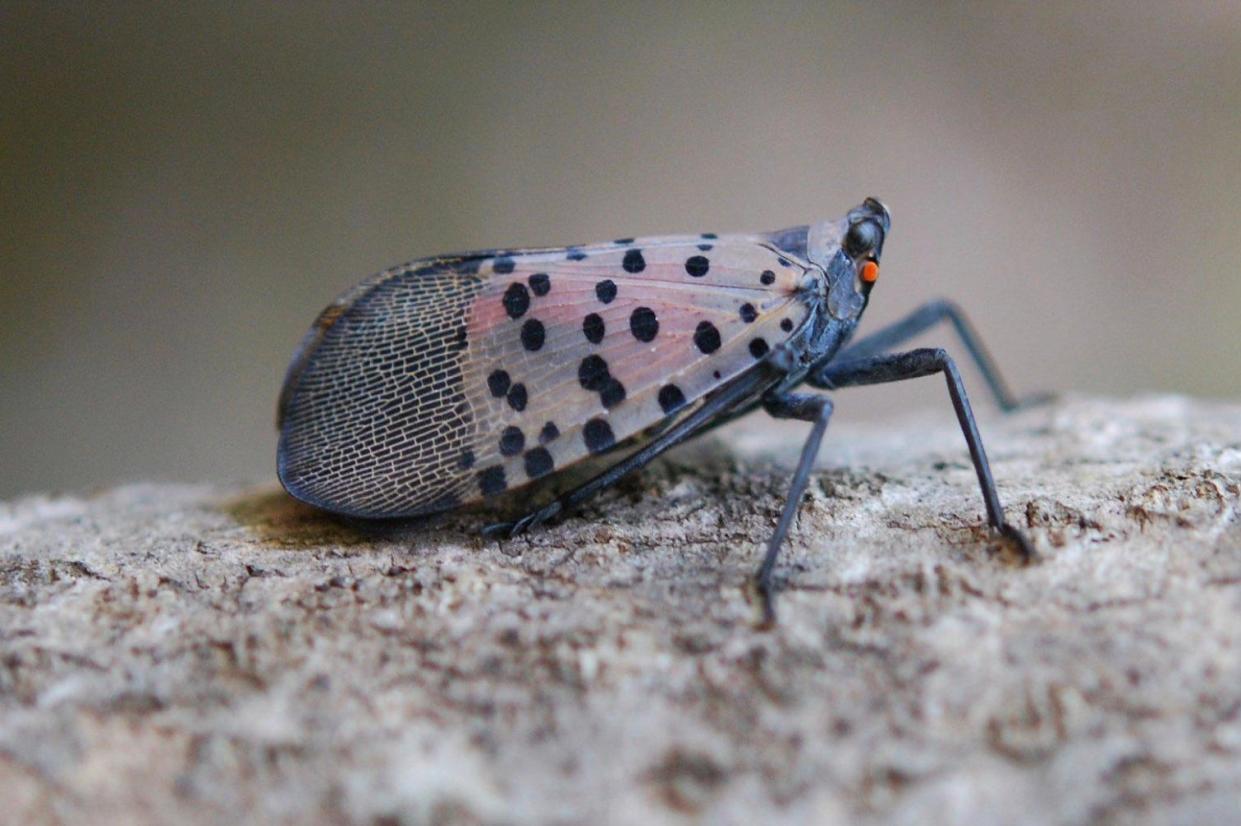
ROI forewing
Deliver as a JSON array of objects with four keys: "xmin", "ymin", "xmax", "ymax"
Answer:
[{"xmin": 278, "ymin": 236, "xmax": 812, "ymax": 517}]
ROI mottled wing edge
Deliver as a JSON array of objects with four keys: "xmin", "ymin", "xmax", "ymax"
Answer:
[{"xmin": 275, "ymin": 248, "xmax": 559, "ymax": 430}]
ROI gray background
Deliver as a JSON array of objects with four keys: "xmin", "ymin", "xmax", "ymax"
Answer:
[{"xmin": 3, "ymin": 2, "xmax": 1239, "ymax": 500}]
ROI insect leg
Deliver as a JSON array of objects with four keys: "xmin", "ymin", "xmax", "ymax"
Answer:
[
  {"xmin": 830, "ymin": 300, "xmax": 1048, "ymax": 411},
  {"xmin": 814, "ymin": 347, "xmax": 1035, "ymax": 560},
  {"xmin": 753, "ymin": 391, "xmax": 834, "ymax": 626},
  {"xmin": 483, "ymin": 370, "xmax": 775, "ymax": 538}
]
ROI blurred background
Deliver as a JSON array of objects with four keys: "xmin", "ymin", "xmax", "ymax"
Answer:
[{"xmin": 3, "ymin": 2, "xmax": 1239, "ymax": 499}]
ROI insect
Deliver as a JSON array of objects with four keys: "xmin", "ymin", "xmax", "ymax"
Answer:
[{"xmin": 277, "ymin": 198, "xmax": 1038, "ymax": 622}]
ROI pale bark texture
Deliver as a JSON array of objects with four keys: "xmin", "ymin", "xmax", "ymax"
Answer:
[{"xmin": 2, "ymin": 396, "xmax": 1240, "ymax": 825}]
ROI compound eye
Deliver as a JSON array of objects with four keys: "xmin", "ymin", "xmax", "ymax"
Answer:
[
  {"xmin": 860, "ymin": 260, "xmax": 879, "ymax": 284},
  {"xmin": 844, "ymin": 219, "xmax": 882, "ymax": 258}
]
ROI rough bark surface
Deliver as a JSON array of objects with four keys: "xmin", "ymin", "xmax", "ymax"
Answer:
[{"xmin": 2, "ymin": 396, "xmax": 1240, "ymax": 825}]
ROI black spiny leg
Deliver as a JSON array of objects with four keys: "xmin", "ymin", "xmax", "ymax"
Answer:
[
  {"xmin": 834, "ymin": 299, "xmax": 1050, "ymax": 411},
  {"xmin": 753, "ymin": 392, "xmax": 834, "ymax": 626},
  {"xmin": 811, "ymin": 347, "xmax": 1035, "ymax": 561}
]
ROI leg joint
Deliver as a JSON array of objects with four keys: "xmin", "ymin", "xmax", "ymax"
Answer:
[
  {"xmin": 762, "ymin": 391, "xmax": 833, "ymax": 423},
  {"xmin": 924, "ymin": 298, "xmax": 962, "ymax": 319},
  {"xmin": 899, "ymin": 346, "xmax": 953, "ymax": 370}
]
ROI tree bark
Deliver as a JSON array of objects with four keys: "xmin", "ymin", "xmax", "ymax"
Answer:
[{"xmin": 2, "ymin": 396, "xmax": 1240, "ymax": 825}]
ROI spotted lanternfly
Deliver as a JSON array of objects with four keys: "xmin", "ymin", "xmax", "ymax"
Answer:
[{"xmin": 278, "ymin": 198, "xmax": 1038, "ymax": 622}]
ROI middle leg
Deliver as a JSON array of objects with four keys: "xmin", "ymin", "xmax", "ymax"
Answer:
[{"xmin": 753, "ymin": 391, "xmax": 835, "ymax": 626}]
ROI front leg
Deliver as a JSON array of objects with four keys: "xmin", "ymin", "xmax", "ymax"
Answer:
[
  {"xmin": 832, "ymin": 299, "xmax": 1049, "ymax": 412},
  {"xmin": 813, "ymin": 347, "xmax": 1035, "ymax": 561}
]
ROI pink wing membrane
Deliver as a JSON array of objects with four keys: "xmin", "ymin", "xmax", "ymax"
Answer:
[{"xmin": 460, "ymin": 238, "xmax": 811, "ymax": 501}]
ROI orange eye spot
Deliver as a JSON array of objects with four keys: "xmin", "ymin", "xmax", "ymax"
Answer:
[{"xmin": 860, "ymin": 261, "xmax": 879, "ymax": 283}]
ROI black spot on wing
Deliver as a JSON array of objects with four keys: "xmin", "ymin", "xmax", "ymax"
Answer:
[
  {"xmin": 600, "ymin": 378, "xmax": 626, "ymax": 409},
  {"xmin": 658, "ymin": 384, "xmax": 686, "ymax": 415},
  {"xmin": 528, "ymin": 272, "xmax": 550, "ymax": 296},
  {"xmin": 524, "ymin": 447, "xmax": 554, "ymax": 479},
  {"xmin": 629, "ymin": 307, "xmax": 659, "ymax": 342},
  {"xmin": 685, "ymin": 256, "xmax": 710, "ymax": 278},
  {"xmin": 521, "ymin": 319, "xmax": 545, "ymax": 351},
  {"xmin": 578, "ymin": 355, "xmax": 610, "ymax": 391},
  {"xmin": 694, "ymin": 321, "xmax": 721, "ymax": 354},
  {"xmin": 502, "ymin": 283, "xmax": 530, "ymax": 319},
  {"xmin": 583, "ymin": 418, "xmax": 615, "ymax": 454},
  {"xmin": 507, "ymin": 383, "xmax": 528, "ymax": 411},
  {"xmin": 582, "ymin": 313, "xmax": 605, "ymax": 344},
  {"xmin": 499, "ymin": 426, "xmax": 525, "ymax": 456},
  {"xmin": 488, "ymin": 369, "xmax": 511, "ymax": 398},
  {"xmin": 622, "ymin": 249, "xmax": 646, "ymax": 273},
  {"xmin": 478, "ymin": 466, "xmax": 507, "ymax": 496}
]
